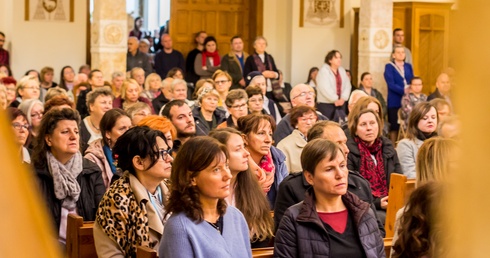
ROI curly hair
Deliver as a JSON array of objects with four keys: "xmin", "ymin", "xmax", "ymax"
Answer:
[
  {"xmin": 392, "ymin": 182, "xmax": 444, "ymax": 258},
  {"xmin": 165, "ymin": 136, "xmax": 229, "ymax": 222}
]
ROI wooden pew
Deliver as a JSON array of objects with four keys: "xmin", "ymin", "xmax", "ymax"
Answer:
[
  {"xmin": 252, "ymin": 247, "xmax": 274, "ymax": 258},
  {"xmin": 66, "ymin": 214, "xmax": 97, "ymax": 258},
  {"xmin": 384, "ymin": 174, "xmax": 416, "ymax": 238},
  {"xmin": 384, "ymin": 237, "xmax": 393, "ymax": 258},
  {"xmin": 137, "ymin": 246, "xmax": 158, "ymax": 258}
]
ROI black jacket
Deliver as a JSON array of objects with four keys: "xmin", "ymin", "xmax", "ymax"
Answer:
[
  {"xmin": 274, "ymin": 189, "xmax": 385, "ymax": 258},
  {"xmin": 151, "ymin": 91, "xmax": 171, "ymax": 115},
  {"xmin": 273, "ymin": 171, "xmax": 385, "ymax": 237},
  {"xmin": 243, "ymin": 51, "xmax": 279, "ymax": 79},
  {"xmin": 221, "ymin": 51, "xmax": 249, "ymax": 90},
  {"xmin": 35, "ymin": 158, "xmax": 105, "ymax": 231},
  {"xmin": 192, "ymin": 106, "xmax": 227, "ymax": 136}
]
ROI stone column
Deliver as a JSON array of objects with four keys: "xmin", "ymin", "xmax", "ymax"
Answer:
[
  {"xmin": 358, "ymin": 0, "xmax": 393, "ymax": 98},
  {"xmin": 91, "ymin": 0, "xmax": 127, "ymax": 81}
]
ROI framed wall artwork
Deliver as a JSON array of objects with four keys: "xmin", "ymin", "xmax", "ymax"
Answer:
[
  {"xmin": 25, "ymin": 0, "xmax": 75, "ymax": 22},
  {"xmin": 300, "ymin": 0, "xmax": 344, "ymax": 28}
]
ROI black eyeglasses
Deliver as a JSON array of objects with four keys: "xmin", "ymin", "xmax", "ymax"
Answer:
[
  {"xmin": 159, "ymin": 149, "xmax": 172, "ymax": 161},
  {"xmin": 12, "ymin": 122, "xmax": 30, "ymax": 131}
]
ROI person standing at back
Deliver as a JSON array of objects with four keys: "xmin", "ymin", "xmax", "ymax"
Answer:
[
  {"xmin": 0, "ymin": 32, "xmax": 10, "ymax": 66},
  {"xmin": 221, "ymin": 36, "xmax": 249, "ymax": 90},
  {"xmin": 186, "ymin": 31, "xmax": 207, "ymax": 85},
  {"xmin": 154, "ymin": 34, "xmax": 185, "ymax": 80},
  {"xmin": 127, "ymin": 37, "xmax": 153, "ymax": 76},
  {"xmin": 392, "ymin": 28, "xmax": 412, "ymax": 65}
]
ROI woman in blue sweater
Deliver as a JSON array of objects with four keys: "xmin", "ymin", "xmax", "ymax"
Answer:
[{"xmin": 159, "ymin": 136, "xmax": 252, "ymax": 258}]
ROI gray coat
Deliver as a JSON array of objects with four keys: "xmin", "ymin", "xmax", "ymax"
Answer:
[{"xmin": 396, "ymin": 138, "xmax": 423, "ymax": 179}]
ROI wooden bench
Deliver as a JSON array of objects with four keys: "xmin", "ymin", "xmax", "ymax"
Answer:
[
  {"xmin": 252, "ymin": 247, "xmax": 274, "ymax": 258},
  {"xmin": 384, "ymin": 173, "xmax": 416, "ymax": 238},
  {"xmin": 137, "ymin": 246, "xmax": 158, "ymax": 258},
  {"xmin": 384, "ymin": 237, "xmax": 392, "ymax": 257},
  {"xmin": 66, "ymin": 214, "xmax": 97, "ymax": 258}
]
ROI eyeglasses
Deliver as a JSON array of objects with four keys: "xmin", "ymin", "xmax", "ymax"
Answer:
[
  {"xmin": 230, "ymin": 103, "xmax": 247, "ymax": 110},
  {"xmin": 293, "ymin": 91, "xmax": 315, "ymax": 99},
  {"xmin": 215, "ymin": 80, "xmax": 230, "ymax": 85},
  {"xmin": 12, "ymin": 122, "xmax": 30, "ymax": 131},
  {"xmin": 159, "ymin": 149, "xmax": 172, "ymax": 161},
  {"xmin": 5, "ymin": 87, "xmax": 15, "ymax": 92},
  {"xmin": 23, "ymin": 86, "xmax": 40, "ymax": 91},
  {"xmin": 249, "ymin": 98, "xmax": 264, "ymax": 103},
  {"xmin": 31, "ymin": 112, "xmax": 43, "ymax": 119}
]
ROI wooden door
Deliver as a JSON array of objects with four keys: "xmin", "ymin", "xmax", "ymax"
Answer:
[{"xmin": 169, "ymin": 0, "xmax": 263, "ymax": 57}]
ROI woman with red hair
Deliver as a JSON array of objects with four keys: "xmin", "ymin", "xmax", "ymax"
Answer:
[{"xmin": 137, "ymin": 115, "xmax": 177, "ymax": 150}]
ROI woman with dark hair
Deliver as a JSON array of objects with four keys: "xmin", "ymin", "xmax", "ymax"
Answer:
[
  {"xmin": 396, "ymin": 102, "xmax": 438, "ymax": 179},
  {"xmin": 316, "ymin": 50, "xmax": 352, "ymax": 120},
  {"xmin": 348, "ymin": 96, "xmax": 389, "ymax": 136},
  {"xmin": 274, "ymin": 139, "xmax": 385, "ymax": 257},
  {"xmin": 129, "ymin": 17, "xmax": 146, "ymax": 39},
  {"xmin": 306, "ymin": 67, "xmax": 319, "ymax": 87},
  {"xmin": 7, "ymin": 107, "xmax": 31, "ymax": 163},
  {"xmin": 32, "ymin": 108, "xmax": 104, "ymax": 243},
  {"xmin": 347, "ymin": 108, "xmax": 402, "ymax": 222},
  {"xmin": 166, "ymin": 67, "xmax": 184, "ymax": 79},
  {"xmin": 392, "ymin": 182, "xmax": 444, "ymax": 258},
  {"xmin": 58, "ymin": 66, "xmax": 75, "ymax": 92},
  {"xmin": 94, "ymin": 126, "xmax": 173, "ymax": 257},
  {"xmin": 0, "ymin": 64, "xmax": 12, "ymax": 77},
  {"xmin": 210, "ymin": 128, "xmax": 275, "ymax": 248},
  {"xmin": 159, "ymin": 136, "xmax": 252, "ymax": 258},
  {"xmin": 237, "ymin": 114, "xmax": 288, "ymax": 209},
  {"xmin": 84, "ymin": 109, "xmax": 132, "ymax": 188},
  {"xmin": 195, "ymin": 36, "xmax": 221, "ymax": 79},
  {"xmin": 359, "ymin": 72, "xmax": 387, "ymax": 120}
]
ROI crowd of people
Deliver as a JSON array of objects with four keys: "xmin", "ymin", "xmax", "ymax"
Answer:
[{"xmin": 0, "ymin": 25, "xmax": 458, "ymax": 257}]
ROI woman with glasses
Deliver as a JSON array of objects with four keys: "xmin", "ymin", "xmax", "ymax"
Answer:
[
  {"xmin": 7, "ymin": 107, "xmax": 31, "ymax": 163},
  {"xmin": 94, "ymin": 126, "xmax": 173, "ymax": 257},
  {"xmin": 192, "ymin": 86, "xmax": 226, "ymax": 136},
  {"xmin": 10, "ymin": 75, "xmax": 40, "ymax": 108},
  {"xmin": 125, "ymin": 102, "xmax": 152, "ymax": 126},
  {"xmin": 245, "ymin": 85, "xmax": 266, "ymax": 116},
  {"xmin": 212, "ymin": 70, "xmax": 232, "ymax": 110},
  {"xmin": 18, "ymin": 99, "xmax": 43, "ymax": 145},
  {"xmin": 218, "ymin": 89, "xmax": 248, "ymax": 128}
]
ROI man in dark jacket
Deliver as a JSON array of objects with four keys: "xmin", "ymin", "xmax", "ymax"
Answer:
[
  {"xmin": 154, "ymin": 34, "xmax": 185, "ymax": 80},
  {"xmin": 221, "ymin": 36, "xmax": 249, "ymax": 90},
  {"xmin": 274, "ymin": 121, "xmax": 385, "ymax": 237},
  {"xmin": 151, "ymin": 77, "xmax": 173, "ymax": 114}
]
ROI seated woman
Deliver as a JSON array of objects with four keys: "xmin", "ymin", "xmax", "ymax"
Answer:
[
  {"xmin": 125, "ymin": 101, "xmax": 152, "ymax": 126},
  {"xmin": 194, "ymin": 36, "xmax": 221, "ymax": 79},
  {"xmin": 237, "ymin": 114, "xmax": 288, "ymax": 209},
  {"xmin": 192, "ymin": 78, "xmax": 214, "ymax": 100},
  {"xmin": 44, "ymin": 95, "xmax": 75, "ymax": 113},
  {"xmin": 32, "ymin": 108, "xmax": 104, "ymax": 243},
  {"xmin": 10, "ymin": 75, "xmax": 41, "ymax": 108},
  {"xmin": 7, "ymin": 108, "xmax": 31, "ymax": 163},
  {"xmin": 347, "ymin": 96, "xmax": 389, "ymax": 136},
  {"xmin": 141, "ymin": 73, "xmax": 162, "ymax": 101},
  {"xmin": 159, "ymin": 136, "xmax": 252, "ymax": 258},
  {"xmin": 80, "ymin": 87, "xmax": 114, "ymax": 154},
  {"xmin": 218, "ymin": 89, "xmax": 248, "ymax": 128},
  {"xmin": 396, "ymin": 102, "xmax": 438, "ymax": 179},
  {"xmin": 113, "ymin": 79, "xmax": 154, "ymax": 113},
  {"xmin": 137, "ymin": 115, "xmax": 177, "ymax": 150},
  {"xmin": 212, "ymin": 70, "xmax": 232, "ymax": 111},
  {"xmin": 210, "ymin": 128, "xmax": 274, "ymax": 248},
  {"xmin": 84, "ymin": 109, "xmax": 132, "ymax": 188},
  {"xmin": 277, "ymin": 105, "xmax": 318, "ymax": 173},
  {"xmin": 274, "ymin": 139, "xmax": 385, "ymax": 257},
  {"xmin": 400, "ymin": 77, "xmax": 428, "ymax": 127},
  {"xmin": 347, "ymin": 108, "xmax": 402, "ymax": 222},
  {"xmin": 359, "ymin": 72, "xmax": 387, "ymax": 121},
  {"xmin": 94, "ymin": 126, "xmax": 173, "ymax": 257},
  {"xmin": 392, "ymin": 182, "xmax": 444, "ymax": 258},
  {"xmin": 18, "ymin": 99, "xmax": 44, "ymax": 147},
  {"xmin": 192, "ymin": 87, "xmax": 226, "ymax": 136}
]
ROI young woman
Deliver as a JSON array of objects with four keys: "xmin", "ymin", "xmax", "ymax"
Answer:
[
  {"xmin": 58, "ymin": 65, "xmax": 76, "ymax": 92},
  {"xmin": 7, "ymin": 108, "xmax": 31, "ymax": 163},
  {"xmin": 348, "ymin": 96, "xmax": 389, "ymax": 137},
  {"xmin": 400, "ymin": 77, "xmax": 428, "ymax": 127},
  {"xmin": 306, "ymin": 67, "xmax": 319, "ymax": 87},
  {"xmin": 192, "ymin": 87, "xmax": 226, "ymax": 135},
  {"xmin": 397, "ymin": 102, "xmax": 438, "ymax": 179},
  {"xmin": 237, "ymin": 114, "xmax": 288, "ymax": 209},
  {"xmin": 274, "ymin": 139, "xmax": 385, "ymax": 257},
  {"xmin": 195, "ymin": 36, "xmax": 221, "ymax": 79},
  {"xmin": 40, "ymin": 66, "xmax": 58, "ymax": 101},
  {"xmin": 210, "ymin": 128, "xmax": 274, "ymax": 248},
  {"xmin": 84, "ymin": 109, "xmax": 132, "ymax": 188},
  {"xmin": 159, "ymin": 136, "xmax": 252, "ymax": 258},
  {"xmin": 94, "ymin": 126, "xmax": 173, "ymax": 257}
]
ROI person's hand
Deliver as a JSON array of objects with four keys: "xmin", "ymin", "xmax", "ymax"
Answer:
[
  {"xmin": 239, "ymin": 78, "xmax": 246, "ymax": 87},
  {"xmin": 380, "ymin": 196, "xmax": 389, "ymax": 209},
  {"xmin": 262, "ymin": 70, "xmax": 277, "ymax": 79}
]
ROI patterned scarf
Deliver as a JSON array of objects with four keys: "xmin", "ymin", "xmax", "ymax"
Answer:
[
  {"xmin": 257, "ymin": 152, "xmax": 275, "ymax": 193},
  {"xmin": 46, "ymin": 151, "xmax": 83, "ymax": 210},
  {"xmin": 253, "ymin": 53, "xmax": 286, "ymax": 101},
  {"xmin": 96, "ymin": 172, "xmax": 151, "ymax": 257},
  {"xmin": 354, "ymin": 137, "xmax": 387, "ymax": 197},
  {"xmin": 201, "ymin": 50, "xmax": 221, "ymax": 67}
]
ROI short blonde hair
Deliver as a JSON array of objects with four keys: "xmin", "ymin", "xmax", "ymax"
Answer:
[
  {"xmin": 121, "ymin": 79, "xmax": 141, "ymax": 99},
  {"xmin": 170, "ymin": 78, "xmax": 187, "ymax": 93},
  {"xmin": 17, "ymin": 75, "xmax": 40, "ymax": 91},
  {"xmin": 196, "ymin": 86, "xmax": 220, "ymax": 106},
  {"xmin": 144, "ymin": 73, "xmax": 162, "ymax": 91}
]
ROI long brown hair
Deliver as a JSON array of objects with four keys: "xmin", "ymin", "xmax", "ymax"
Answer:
[{"xmin": 209, "ymin": 128, "xmax": 274, "ymax": 241}]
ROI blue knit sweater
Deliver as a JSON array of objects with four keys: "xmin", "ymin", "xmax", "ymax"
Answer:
[{"xmin": 159, "ymin": 206, "xmax": 252, "ymax": 258}]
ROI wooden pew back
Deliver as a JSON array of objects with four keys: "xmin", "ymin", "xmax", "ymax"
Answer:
[
  {"xmin": 66, "ymin": 214, "xmax": 97, "ymax": 258},
  {"xmin": 137, "ymin": 246, "xmax": 158, "ymax": 258},
  {"xmin": 252, "ymin": 247, "xmax": 274, "ymax": 258},
  {"xmin": 384, "ymin": 173, "xmax": 416, "ymax": 238}
]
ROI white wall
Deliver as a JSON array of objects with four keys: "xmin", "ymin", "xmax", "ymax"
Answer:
[{"xmin": 0, "ymin": 0, "xmax": 87, "ymax": 81}]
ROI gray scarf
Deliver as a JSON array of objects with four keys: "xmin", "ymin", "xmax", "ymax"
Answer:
[{"xmin": 46, "ymin": 151, "xmax": 83, "ymax": 210}]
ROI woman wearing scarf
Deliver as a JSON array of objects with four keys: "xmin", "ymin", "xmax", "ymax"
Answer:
[
  {"xmin": 236, "ymin": 114, "xmax": 288, "ymax": 209},
  {"xmin": 84, "ymin": 109, "xmax": 132, "ymax": 188},
  {"xmin": 396, "ymin": 102, "xmax": 438, "ymax": 179},
  {"xmin": 346, "ymin": 108, "xmax": 402, "ymax": 223},
  {"xmin": 32, "ymin": 108, "xmax": 105, "ymax": 244},
  {"xmin": 194, "ymin": 36, "xmax": 221, "ymax": 79}
]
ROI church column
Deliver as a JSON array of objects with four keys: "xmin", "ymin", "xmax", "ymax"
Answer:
[
  {"xmin": 358, "ymin": 0, "xmax": 393, "ymax": 98},
  {"xmin": 91, "ymin": 0, "xmax": 127, "ymax": 81}
]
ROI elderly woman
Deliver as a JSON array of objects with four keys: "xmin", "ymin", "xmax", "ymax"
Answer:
[
  {"xmin": 396, "ymin": 102, "xmax": 438, "ymax": 179},
  {"xmin": 137, "ymin": 115, "xmax": 177, "ymax": 150},
  {"xmin": 194, "ymin": 36, "xmax": 221, "ymax": 79},
  {"xmin": 274, "ymin": 139, "xmax": 385, "ymax": 257},
  {"xmin": 7, "ymin": 108, "xmax": 31, "ymax": 163},
  {"xmin": 10, "ymin": 75, "xmax": 40, "ymax": 108},
  {"xmin": 95, "ymin": 126, "xmax": 173, "ymax": 257},
  {"xmin": 218, "ymin": 89, "xmax": 248, "ymax": 128},
  {"xmin": 113, "ymin": 79, "xmax": 154, "ymax": 112},
  {"xmin": 84, "ymin": 109, "xmax": 132, "ymax": 188},
  {"xmin": 32, "ymin": 108, "xmax": 104, "ymax": 243},
  {"xmin": 277, "ymin": 105, "xmax": 318, "ymax": 173},
  {"xmin": 245, "ymin": 85, "xmax": 266, "ymax": 116},
  {"xmin": 243, "ymin": 36, "xmax": 280, "ymax": 94},
  {"xmin": 212, "ymin": 70, "xmax": 232, "ymax": 109},
  {"xmin": 158, "ymin": 78, "xmax": 194, "ymax": 114},
  {"xmin": 359, "ymin": 72, "xmax": 387, "ymax": 121},
  {"xmin": 237, "ymin": 114, "xmax": 288, "ymax": 209},
  {"xmin": 347, "ymin": 108, "xmax": 402, "ymax": 222},
  {"xmin": 192, "ymin": 78, "xmax": 215, "ymax": 100},
  {"xmin": 18, "ymin": 99, "xmax": 44, "ymax": 140},
  {"xmin": 247, "ymin": 72, "xmax": 282, "ymax": 124},
  {"xmin": 192, "ymin": 86, "xmax": 226, "ymax": 136},
  {"xmin": 316, "ymin": 50, "xmax": 352, "ymax": 121},
  {"xmin": 210, "ymin": 128, "xmax": 274, "ymax": 248},
  {"xmin": 141, "ymin": 73, "xmax": 162, "ymax": 101},
  {"xmin": 125, "ymin": 102, "xmax": 152, "ymax": 126},
  {"xmin": 80, "ymin": 87, "xmax": 114, "ymax": 154},
  {"xmin": 159, "ymin": 136, "xmax": 252, "ymax": 258}
]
